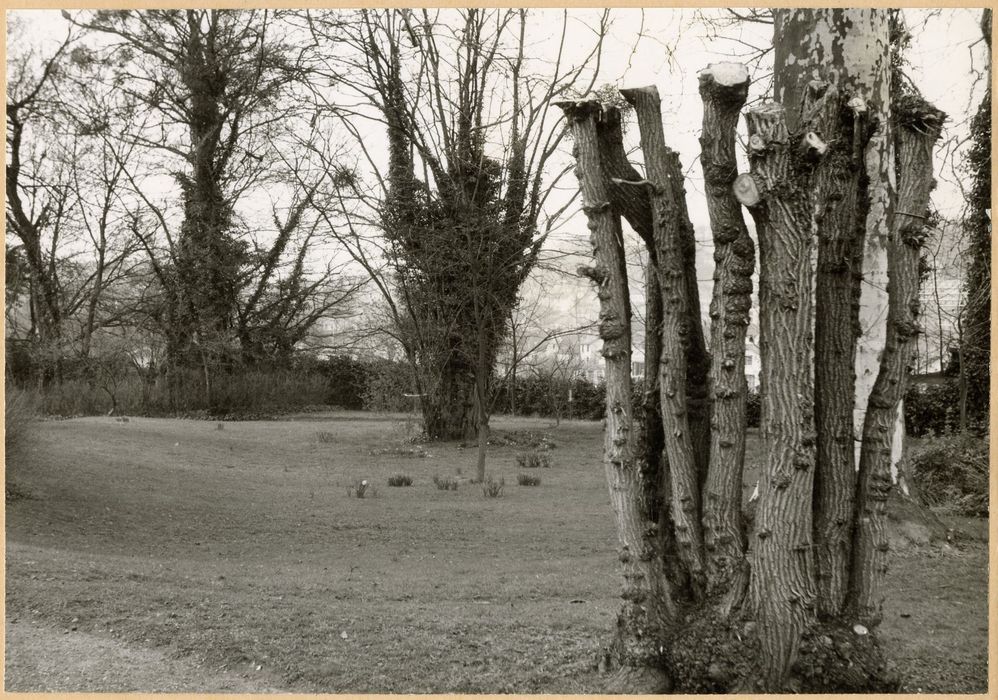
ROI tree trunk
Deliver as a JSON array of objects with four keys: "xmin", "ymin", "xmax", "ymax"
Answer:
[
  {"xmin": 559, "ymin": 100, "xmax": 673, "ymax": 689},
  {"xmin": 698, "ymin": 63, "xmax": 754, "ymax": 605},
  {"xmin": 849, "ymin": 97, "xmax": 944, "ymax": 625},
  {"xmin": 596, "ymin": 106, "xmax": 711, "ymax": 479},
  {"xmin": 622, "ymin": 86, "xmax": 707, "ymax": 599},
  {"xmin": 773, "ymin": 7, "xmax": 893, "ymax": 621},
  {"xmin": 739, "ymin": 103, "xmax": 819, "ymax": 689}
]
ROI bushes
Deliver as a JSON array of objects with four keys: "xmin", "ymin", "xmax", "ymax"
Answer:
[
  {"xmin": 387, "ymin": 473, "xmax": 414, "ymax": 487},
  {"xmin": 5, "ymin": 386, "xmax": 37, "ymax": 468},
  {"xmin": 909, "ymin": 433, "xmax": 988, "ymax": 516},
  {"xmin": 903, "ymin": 382, "xmax": 963, "ymax": 436},
  {"xmin": 432, "ymin": 474, "xmax": 459, "ymax": 491},
  {"xmin": 516, "ymin": 451, "xmax": 551, "ymax": 469},
  {"xmin": 493, "ymin": 376, "xmax": 605, "ymax": 420},
  {"xmin": 481, "ymin": 475, "xmax": 505, "ymax": 498},
  {"xmin": 362, "ymin": 359, "xmax": 416, "ymax": 413},
  {"xmin": 746, "ymin": 389, "xmax": 761, "ymax": 428}
]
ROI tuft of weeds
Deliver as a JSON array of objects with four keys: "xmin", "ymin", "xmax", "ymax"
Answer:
[
  {"xmin": 316, "ymin": 431, "xmax": 336, "ymax": 443},
  {"xmin": 482, "ymin": 475, "xmax": 505, "ymax": 498},
  {"xmin": 517, "ymin": 473, "xmax": 541, "ymax": 487},
  {"xmin": 348, "ymin": 479, "xmax": 377, "ymax": 498},
  {"xmin": 432, "ymin": 474, "xmax": 459, "ymax": 491},
  {"xmin": 516, "ymin": 451, "xmax": 551, "ymax": 469},
  {"xmin": 387, "ymin": 473, "xmax": 414, "ymax": 487}
]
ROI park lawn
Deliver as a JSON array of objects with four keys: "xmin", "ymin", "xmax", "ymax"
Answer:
[{"xmin": 5, "ymin": 413, "xmax": 988, "ymax": 693}]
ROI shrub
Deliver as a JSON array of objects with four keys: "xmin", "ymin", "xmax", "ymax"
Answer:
[
  {"xmin": 746, "ymin": 389, "xmax": 761, "ymax": 429},
  {"xmin": 387, "ymin": 473, "xmax": 414, "ymax": 487},
  {"xmin": 517, "ymin": 473, "xmax": 541, "ymax": 487},
  {"xmin": 432, "ymin": 474, "xmax": 459, "ymax": 491},
  {"xmin": 904, "ymin": 381, "xmax": 963, "ymax": 436},
  {"xmin": 516, "ymin": 451, "xmax": 551, "ymax": 469},
  {"xmin": 316, "ymin": 431, "xmax": 336, "ymax": 443},
  {"xmin": 363, "ymin": 359, "xmax": 416, "ymax": 412},
  {"xmin": 6, "ymin": 386, "xmax": 36, "ymax": 456},
  {"xmin": 491, "ymin": 430, "xmax": 556, "ymax": 450},
  {"xmin": 482, "ymin": 475, "xmax": 505, "ymax": 498},
  {"xmin": 348, "ymin": 479, "xmax": 376, "ymax": 498},
  {"xmin": 6, "ymin": 387, "xmax": 37, "ymax": 495},
  {"xmin": 909, "ymin": 433, "xmax": 988, "ymax": 516}
]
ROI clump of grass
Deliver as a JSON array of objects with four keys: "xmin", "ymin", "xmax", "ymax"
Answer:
[
  {"xmin": 517, "ymin": 473, "xmax": 541, "ymax": 487},
  {"xmin": 516, "ymin": 451, "xmax": 551, "ymax": 469},
  {"xmin": 387, "ymin": 473, "xmax": 414, "ymax": 487},
  {"xmin": 316, "ymin": 431, "xmax": 336, "ymax": 443},
  {"xmin": 432, "ymin": 474, "xmax": 459, "ymax": 491},
  {"xmin": 482, "ymin": 475, "xmax": 505, "ymax": 498},
  {"xmin": 348, "ymin": 479, "xmax": 377, "ymax": 498},
  {"xmin": 370, "ymin": 445, "xmax": 427, "ymax": 458}
]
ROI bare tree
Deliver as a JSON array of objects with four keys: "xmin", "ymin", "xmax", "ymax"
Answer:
[{"xmin": 558, "ymin": 8, "xmax": 946, "ymax": 692}]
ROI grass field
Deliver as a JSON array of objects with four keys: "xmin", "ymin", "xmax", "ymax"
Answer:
[{"xmin": 5, "ymin": 413, "xmax": 989, "ymax": 692}]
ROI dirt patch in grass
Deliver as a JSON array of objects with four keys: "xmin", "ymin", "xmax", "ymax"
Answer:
[{"xmin": 5, "ymin": 416, "xmax": 987, "ymax": 692}]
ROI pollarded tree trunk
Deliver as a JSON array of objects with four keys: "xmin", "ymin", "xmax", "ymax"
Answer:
[
  {"xmin": 698, "ymin": 63, "xmax": 754, "ymax": 605},
  {"xmin": 622, "ymin": 86, "xmax": 707, "ymax": 599},
  {"xmin": 558, "ymin": 101, "xmax": 674, "ymax": 692},
  {"xmin": 773, "ymin": 7, "xmax": 894, "ymax": 620},
  {"xmin": 848, "ymin": 97, "xmax": 945, "ymax": 625},
  {"xmin": 595, "ymin": 106, "xmax": 711, "ymax": 480},
  {"xmin": 737, "ymin": 103, "xmax": 821, "ymax": 689}
]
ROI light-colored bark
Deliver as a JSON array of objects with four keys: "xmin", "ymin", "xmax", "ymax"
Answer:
[
  {"xmin": 773, "ymin": 9, "xmax": 896, "ymax": 476},
  {"xmin": 773, "ymin": 8, "xmax": 895, "ymax": 620},
  {"xmin": 558, "ymin": 101, "xmax": 674, "ymax": 679}
]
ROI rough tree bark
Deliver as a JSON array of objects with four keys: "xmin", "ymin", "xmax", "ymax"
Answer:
[
  {"xmin": 622, "ymin": 86, "xmax": 707, "ymax": 599},
  {"xmin": 697, "ymin": 63, "xmax": 754, "ymax": 605},
  {"xmin": 808, "ymin": 82, "xmax": 874, "ymax": 618},
  {"xmin": 848, "ymin": 97, "xmax": 944, "ymax": 625},
  {"xmin": 773, "ymin": 7, "xmax": 896, "ymax": 620},
  {"xmin": 737, "ymin": 103, "xmax": 822, "ymax": 689},
  {"xmin": 557, "ymin": 16, "xmax": 925, "ymax": 685},
  {"xmin": 558, "ymin": 101, "xmax": 673, "ymax": 692},
  {"xmin": 595, "ymin": 106, "xmax": 711, "ymax": 480}
]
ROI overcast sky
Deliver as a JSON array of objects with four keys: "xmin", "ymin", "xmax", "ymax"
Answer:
[{"xmin": 8, "ymin": 8, "xmax": 990, "ymax": 346}]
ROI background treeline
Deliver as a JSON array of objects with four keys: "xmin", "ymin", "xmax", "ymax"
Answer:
[{"xmin": 7, "ymin": 341, "xmax": 979, "ymax": 437}]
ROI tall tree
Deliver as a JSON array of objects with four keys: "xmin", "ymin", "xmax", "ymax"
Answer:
[
  {"xmin": 960, "ymin": 8, "xmax": 991, "ymax": 428},
  {"xmin": 64, "ymin": 10, "xmax": 355, "ymax": 404},
  {"xmin": 307, "ymin": 9, "xmax": 608, "ymax": 442},
  {"xmin": 559, "ymin": 8, "xmax": 945, "ymax": 691}
]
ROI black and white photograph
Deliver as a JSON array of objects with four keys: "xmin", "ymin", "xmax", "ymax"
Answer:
[{"xmin": 4, "ymin": 6, "xmax": 991, "ymax": 694}]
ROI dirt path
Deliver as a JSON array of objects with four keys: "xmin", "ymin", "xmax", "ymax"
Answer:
[{"xmin": 5, "ymin": 620, "xmax": 284, "ymax": 693}]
